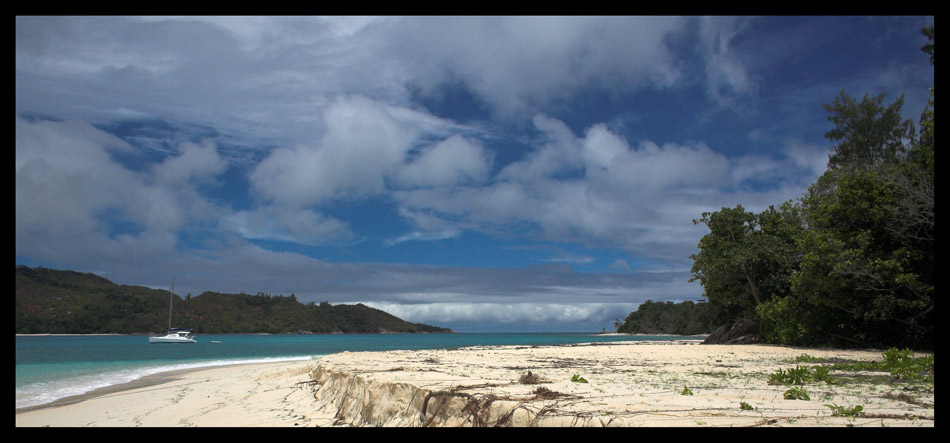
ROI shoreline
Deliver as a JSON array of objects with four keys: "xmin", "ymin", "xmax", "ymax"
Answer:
[
  {"xmin": 16, "ymin": 370, "xmax": 189, "ymax": 414},
  {"xmin": 17, "ymin": 333, "xmax": 695, "ymax": 411},
  {"xmin": 15, "ymin": 342, "xmax": 934, "ymax": 427},
  {"xmin": 15, "ymin": 354, "xmax": 317, "ymax": 412},
  {"xmin": 15, "ymin": 360, "xmax": 281, "ymax": 414}
]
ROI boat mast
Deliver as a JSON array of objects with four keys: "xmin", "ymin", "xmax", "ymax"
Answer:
[{"xmin": 167, "ymin": 277, "xmax": 175, "ymax": 332}]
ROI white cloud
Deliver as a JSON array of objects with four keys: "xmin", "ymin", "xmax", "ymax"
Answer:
[
  {"xmin": 698, "ymin": 16, "xmax": 758, "ymax": 106},
  {"xmin": 391, "ymin": 135, "xmax": 493, "ymax": 188},
  {"xmin": 785, "ymin": 140, "xmax": 830, "ymax": 179},
  {"xmin": 14, "ymin": 114, "xmax": 705, "ymax": 322},
  {"xmin": 383, "ymin": 230, "xmax": 459, "ymax": 248},
  {"xmin": 152, "ymin": 139, "xmax": 228, "ymax": 187},
  {"xmin": 17, "ymin": 16, "xmax": 699, "ymax": 141},
  {"xmin": 498, "ymin": 114, "xmax": 585, "ymax": 182},
  {"xmin": 16, "ymin": 117, "xmax": 143, "ymax": 236},
  {"xmin": 394, "ymin": 116, "xmax": 739, "ymax": 262},
  {"xmin": 393, "ymin": 17, "xmax": 688, "ymax": 119},
  {"xmin": 583, "ymin": 131, "xmax": 732, "ymax": 191},
  {"xmin": 388, "ymin": 112, "xmax": 831, "ymax": 268},
  {"xmin": 249, "ymin": 95, "xmax": 420, "ymax": 206},
  {"xmin": 224, "ymin": 206, "xmax": 354, "ymax": 246},
  {"xmin": 358, "ymin": 298, "xmax": 671, "ymax": 331},
  {"xmin": 16, "ymin": 117, "xmax": 233, "ymax": 265},
  {"xmin": 361, "ymin": 302, "xmax": 640, "ymax": 326}
]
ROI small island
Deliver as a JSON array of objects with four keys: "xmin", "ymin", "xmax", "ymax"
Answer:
[{"xmin": 15, "ymin": 266, "xmax": 452, "ymax": 335}]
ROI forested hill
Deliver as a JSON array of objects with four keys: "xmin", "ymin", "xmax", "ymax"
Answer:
[
  {"xmin": 615, "ymin": 300, "xmax": 715, "ymax": 336},
  {"xmin": 15, "ymin": 266, "xmax": 453, "ymax": 335}
]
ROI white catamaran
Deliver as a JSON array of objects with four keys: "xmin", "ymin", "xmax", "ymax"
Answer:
[{"xmin": 148, "ymin": 278, "xmax": 196, "ymax": 343}]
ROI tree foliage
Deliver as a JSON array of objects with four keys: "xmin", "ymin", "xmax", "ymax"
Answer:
[
  {"xmin": 616, "ymin": 300, "xmax": 715, "ymax": 335},
  {"xmin": 688, "ymin": 24, "xmax": 934, "ymax": 348},
  {"xmin": 688, "ymin": 202, "xmax": 804, "ymax": 325},
  {"xmin": 822, "ymin": 91, "xmax": 915, "ymax": 170}
]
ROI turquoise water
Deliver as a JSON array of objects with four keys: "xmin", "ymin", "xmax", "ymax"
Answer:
[{"xmin": 16, "ymin": 333, "xmax": 698, "ymax": 409}]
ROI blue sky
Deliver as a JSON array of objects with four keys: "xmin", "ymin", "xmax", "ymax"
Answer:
[{"xmin": 16, "ymin": 16, "xmax": 934, "ymax": 332}]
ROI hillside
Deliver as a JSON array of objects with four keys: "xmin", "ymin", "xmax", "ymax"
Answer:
[
  {"xmin": 615, "ymin": 300, "xmax": 715, "ymax": 336},
  {"xmin": 15, "ymin": 266, "xmax": 452, "ymax": 335}
]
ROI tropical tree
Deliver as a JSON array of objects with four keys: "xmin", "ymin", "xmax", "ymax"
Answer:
[
  {"xmin": 760, "ymin": 85, "xmax": 933, "ymax": 348},
  {"xmin": 689, "ymin": 202, "xmax": 804, "ymax": 326},
  {"xmin": 822, "ymin": 91, "xmax": 915, "ymax": 171},
  {"xmin": 660, "ymin": 22, "xmax": 933, "ymax": 347}
]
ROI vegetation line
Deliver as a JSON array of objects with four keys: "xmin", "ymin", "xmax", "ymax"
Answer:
[{"xmin": 619, "ymin": 23, "xmax": 934, "ymax": 350}]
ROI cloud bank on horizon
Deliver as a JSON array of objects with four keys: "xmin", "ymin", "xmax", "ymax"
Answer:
[{"xmin": 16, "ymin": 16, "xmax": 934, "ymax": 332}]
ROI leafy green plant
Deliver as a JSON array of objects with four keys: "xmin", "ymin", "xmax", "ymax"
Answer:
[
  {"xmin": 739, "ymin": 401, "xmax": 754, "ymax": 410},
  {"xmin": 769, "ymin": 365, "xmax": 811, "ymax": 385},
  {"xmin": 680, "ymin": 386, "xmax": 693, "ymax": 395},
  {"xmin": 794, "ymin": 354, "xmax": 826, "ymax": 363},
  {"xmin": 783, "ymin": 386, "xmax": 811, "ymax": 400},
  {"xmin": 769, "ymin": 363, "xmax": 843, "ymax": 386},
  {"xmin": 825, "ymin": 403, "xmax": 864, "ymax": 417},
  {"xmin": 880, "ymin": 348, "xmax": 933, "ymax": 380},
  {"xmin": 810, "ymin": 365, "xmax": 838, "ymax": 384},
  {"xmin": 570, "ymin": 374, "xmax": 588, "ymax": 383},
  {"xmin": 830, "ymin": 348, "xmax": 934, "ymax": 381}
]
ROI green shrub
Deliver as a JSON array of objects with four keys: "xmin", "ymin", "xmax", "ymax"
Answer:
[
  {"xmin": 756, "ymin": 297, "xmax": 816, "ymax": 345},
  {"xmin": 830, "ymin": 348, "xmax": 934, "ymax": 380},
  {"xmin": 770, "ymin": 363, "xmax": 841, "ymax": 385},
  {"xmin": 881, "ymin": 348, "xmax": 933, "ymax": 379},
  {"xmin": 769, "ymin": 365, "xmax": 811, "ymax": 385},
  {"xmin": 810, "ymin": 365, "xmax": 838, "ymax": 384},
  {"xmin": 825, "ymin": 403, "xmax": 864, "ymax": 417},
  {"xmin": 794, "ymin": 354, "xmax": 826, "ymax": 363},
  {"xmin": 783, "ymin": 386, "xmax": 811, "ymax": 400}
]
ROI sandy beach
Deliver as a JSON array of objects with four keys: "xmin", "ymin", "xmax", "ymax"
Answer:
[{"xmin": 15, "ymin": 341, "xmax": 934, "ymax": 427}]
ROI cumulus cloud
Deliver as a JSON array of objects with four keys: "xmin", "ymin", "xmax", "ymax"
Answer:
[
  {"xmin": 393, "ymin": 115, "xmax": 744, "ymax": 264},
  {"xmin": 152, "ymin": 139, "xmax": 228, "ymax": 187},
  {"xmin": 497, "ymin": 115, "xmax": 585, "ymax": 182},
  {"xmin": 391, "ymin": 135, "xmax": 493, "ymax": 188},
  {"xmin": 585, "ymin": 135, "xmax": 732, "ymax": 191},
  {"xmin": 16, "ymin": 117, "xmax": 143, "ymax": 237},
  {"xmin": 16, "ymin": 16, "xmax": 700, "ymax": 142},
  {"xmin": 16, "ymin": 117, "xmax": 231, "ymax": 265},
  {"xmin": 393, "ymin": 16, "xmax": 688, "ymax": 119},
  {"xmin": 244, "ymin": 94, "xmax": 499, "ymax": 246},
  {"xmin": 249, "ymin": 95, "xmax": 420, "ymax": 206}
]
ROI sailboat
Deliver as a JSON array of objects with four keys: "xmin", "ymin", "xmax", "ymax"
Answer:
[{"xmin": 148, "ymin": 278, "xmax": 196, "ymax": 343}]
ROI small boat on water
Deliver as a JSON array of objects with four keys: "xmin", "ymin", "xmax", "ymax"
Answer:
[
  {"xmin": 149, "ymin": 328, "xmax": 196, "ymax": 343},
  {"xmin": 149, "ymin": 278, "xmax": 196, "ymax": 344}
]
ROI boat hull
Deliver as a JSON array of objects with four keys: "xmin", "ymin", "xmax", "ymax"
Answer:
[{"xmin": 148, "ymin": 334, "xmax": 196, "ymax": 343}]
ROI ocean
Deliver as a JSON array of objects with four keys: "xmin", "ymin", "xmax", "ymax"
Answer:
[{"xmin": 16, "ymin": 333, "xmax": 699, "ymax": 410}]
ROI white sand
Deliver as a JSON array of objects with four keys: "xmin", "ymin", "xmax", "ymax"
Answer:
[{"xmin": 15, "ymin": 341, "xmax": 934, "ymax": 427}]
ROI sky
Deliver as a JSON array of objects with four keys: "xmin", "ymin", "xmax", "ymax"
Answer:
[{"xmin": 16, "ymin": 16, "xmax": 935, "ymax": 332}]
